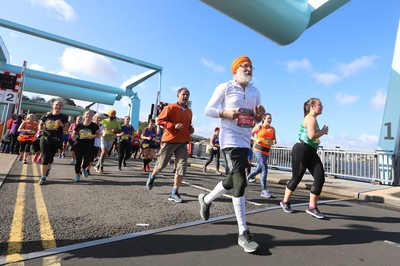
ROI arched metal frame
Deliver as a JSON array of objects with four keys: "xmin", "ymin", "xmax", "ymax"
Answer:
[{"xmin": 0, "ymin": 18, "xmax": 163, "ymax": 130}]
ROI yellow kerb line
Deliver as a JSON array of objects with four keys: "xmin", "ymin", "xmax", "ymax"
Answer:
[
  {"xmin": 6, "ymin": 164, "xmax": 27, "ymax": 263},
  {"xmin": 32, "ymin": 164, "xmax": 57, "ymax": 250}
]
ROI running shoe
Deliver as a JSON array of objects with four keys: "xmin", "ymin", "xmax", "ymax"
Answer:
[
  {"xmin": 260, "ymin": 190, "xmax": 273, "ymax": 198},
  {"xmin": 146, "ymin": 173, "xmax": 155, "ymax": 190},
  {"xmin": 32, "ymin": 154, "xmax": 39, "ymax": 163},
  {"xmin": 168, "ymin": 193, "xmax": 183, "ymax": 203},
  {"xmin": 146, "ymin": 164, "xmax": 150, "ymax": 171},
  {"xmin": 82, "ymin": 169, "xmax": 89, "ymax": 177},
  {"xmin": 198, "ymin": 193, "xmax": 211, "ymax": 221},
  {"xmin": 94, "ymin": 165, "xmax": 100, "ymax": 173},
  {"xmin": 215, "ymin": 171, "xmax": 222, "ymax": 176},
  {"xmin": 280, "ymin": 201, "xmax": 293, "ymax": 213},
  {"xmin": 75, "ymin": 175, "xmax": 81, "ymax": 182},
  {"xmin": 238, "ymin": 230, "xmax": 259, "ymax": 253},
  {"xmin": 38, "ymin": 176, "xmax": 46, "ymax": 185},
  {"xmin": 306, "ymin": 207, "xmax": 325, "ymax": 219},
  {"xmin": 247, "ymin": 177, "xmax": 256, "ymax": 183},
  {"xmin": 202, "ymin": 166, "xmax": 207, "ymax": 172}
]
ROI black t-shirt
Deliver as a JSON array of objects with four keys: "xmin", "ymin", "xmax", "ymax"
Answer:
[
  {"xmin": 40, "ymin": 113, "xmax": 68, "ymax": 138},
  {"xmin": 74, "ymin": 122, "xmax": 99, "ymax": 148}
]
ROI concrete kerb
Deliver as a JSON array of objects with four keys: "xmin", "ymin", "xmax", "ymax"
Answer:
[{"xmin": 0, "ymin": 153, "xmax": 16, "ymax": 188}]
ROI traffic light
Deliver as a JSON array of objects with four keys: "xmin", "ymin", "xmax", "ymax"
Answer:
[
  {"xmin": 156, "ymin": 102, "xmax": 169, "ymax": 116},
  {"xmin": 0, "ymin": 73, "xmax": 17, "ymax": 90}
]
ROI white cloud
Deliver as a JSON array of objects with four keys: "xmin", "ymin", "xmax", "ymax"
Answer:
[
  {"xmin": 336, "ymin": 55, "xmax": 379, "ymax": 77},
  {"xmin": 59, "ymin": 48, "xmax": 117, "ymax": 78},
  {"xmin": 29, "ymin": 63, "xmax": 45, "ymax": 71},
  {"xmin": 285, "ymin": 58, "xmax": 313, "ymax": 73},
  {"xmin": 311, "ymin": 71, "xmax": 340, "ymax": 85},
  {"xmin": 201, "ymin": 58, "xmax": 225, "ymax": 73},
  {"xmin": 326, "ymin": 134, "xmax": 378, "ymax": 151},
  {"xmin": 120, "ymin": 75, "xmax": 147, "ymax": 89},
  {"xmin": 285, "ymin": 55, "xmax": 378, "ymax": 86},
  {"xmin": 371, "ymin": 88, "xmax": 387, "ymax": 110},
  {"xmin": 29, "ymin": 0, "xmax": 77, "ymax": 21},
  {"xmin": 335, "ymin": 92, "xmax": 359, "ymax": 105}
]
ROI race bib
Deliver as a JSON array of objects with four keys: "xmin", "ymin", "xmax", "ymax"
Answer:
[
  {"xmin": 121, "ymin": 135, "xmax": 129, "ymax": 140},
  {"xmin": 103, "ymin": 128, "xmax": 115, "ymax": 138},
  {"xmin": 45, "ymin": 120, "xmax": 58, "ymax": 130},
  {"xmin": 79, "ymin": 129, "xmax": 92, "ymax": 139},
  {"xmin": 237, "ymin": 108, "xmax": 254, "ymax": 128}
]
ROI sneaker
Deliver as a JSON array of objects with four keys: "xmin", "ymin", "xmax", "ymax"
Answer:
[
  {"xmin": 45, "ymin": 167, "xmax": 51, "ymax": 177},
  {"xmin": 100, "ymin": 167, "xmax": 103, "ymax": 174},
  {"xmin": 87, "ymin": 170, "xmax": 91, "ymax": 176},
  {"xmin": 168, "ymin": 193, "xmax": 183, "ymax": 203},
  {"xmin": 198, "ymin": 193, "xmax": 211, "ymax": 220},
  {"xmin": 33, "ymin": 154, "xmax": 39, "ymax": 163},
  {"xmin": 38, "ymin": 176, "xmax": 46, "ymax": 185},
  {"xmin": 82, "ymin": 169, "xmax": 89, "ymax": 177},
  {"xmin": 260, "ymin": 190, "xmax": 273, "ymax": 198},
  {"xmin": 146, "ymin": 164, "xmax": 150, "ymax": 171},
  {"xmin": 215, "ymin": 171, "xmax": 222, "ymax": 176},
  {"xmin": 61, "ymin": 153, "xmax": 65, "ymax": 158},
  {"xmin": 123, "ymin": 161, "xmax": 127, "ymax": 167},
  {"xmin": 75, "ymin": 175, "xmax": 81, "ymax": 182},
  {"xmin": 142, "ymin": 167, "xmax": 147, "ymax": 172},
  {"xmin": 247, "ymin": 176, "xmax": 256, "ymax": 183},
  {"xmin": 118, "ymin": 166, "xmax": 122, "ymax": 171},
  {"xmin": 58, "ymin": 154, "xmax": 62, "ymax": 158},
  {"xmin": 238, "ymin": 230, "xmax": 259, "ymax": 253},
  {"xmin": 306, "ymin": 207, "xmax": 325, "ymax": 219},
  {"xmin": 146, "ymin": 173, "xmax": 155, "ymax": 190},
  {"xmin": 18, "ymin": 155, "xmax": 22, "ymax": 161},
  {"xmin": 280, "ymin": 201, "xmax": 293, "ymax": 213},
  {"xmin": 70, "ymin": 159, "xmax": 75, "ymax": 165},
  {"xmin": 202, "ymin": 166, "xmax": 207, "ymax": 172},
  {"xmin": 94, "ymin": 165, "xmax": 100, "ymax": 173}
]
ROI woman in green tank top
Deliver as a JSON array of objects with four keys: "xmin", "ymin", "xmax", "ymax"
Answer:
[{"xmin": 279, "ymin": 98, "xmax": 329, "ymax": 219}]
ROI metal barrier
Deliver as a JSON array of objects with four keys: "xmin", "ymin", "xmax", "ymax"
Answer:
[{"xmin": 192, "ymin": 143, "xmax": 399, "ymax": 186}]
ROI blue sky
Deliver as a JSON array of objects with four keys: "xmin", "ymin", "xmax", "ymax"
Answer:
[{"xmin": 0, "ymin": 0, "xmax": 399, "ymax": 150}]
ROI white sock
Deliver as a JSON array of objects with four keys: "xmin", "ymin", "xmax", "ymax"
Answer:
[
  {"xmin": 233, "ymin": 196, "xmax": 247, "ymax": 235},
  {"xmin": 204, "ymin": 181, "xmax": 228, "ymax": 205}
]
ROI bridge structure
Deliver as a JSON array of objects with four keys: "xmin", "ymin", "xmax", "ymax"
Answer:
[{"xmin": 0, "ymin": 18, "xmax": 163, "ymax": 131}]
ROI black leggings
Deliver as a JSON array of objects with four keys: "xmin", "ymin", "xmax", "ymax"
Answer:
[
  {"xmin": 287, "ymin": 142, "xmax": 325, "ymax": 196},
  {"xmin": 118, "ymin": 141, "xmax": 131, "ymax": 166},
  {"xmin": 74, "ymin": 144, "xmax": 93, "ymax": 174},
  {"xmin": 205, "ymin": 148, "xmax": 220, "ymax": 170}
]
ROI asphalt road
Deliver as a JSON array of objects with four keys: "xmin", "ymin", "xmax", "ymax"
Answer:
[
  {"xmin": 1, "ymin": 155, "xmax": 399, "ymax": 265},
  {"xmin": 1, "ymin": 155, "xmax": 325, "ymax": 256}
]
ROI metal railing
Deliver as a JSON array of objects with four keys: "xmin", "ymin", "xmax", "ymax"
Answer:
[{"xmin": 191, "ymin": 143, "xmax": 399, "ymax": 186}]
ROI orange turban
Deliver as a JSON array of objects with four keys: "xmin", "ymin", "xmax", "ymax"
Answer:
[
  {"xmin": 231, "ymin": 56, "xmax": 252, "ymax": 74},
  {"xmin": 108, "ymin": 109, "xmax": 116, "ymax": 116}
]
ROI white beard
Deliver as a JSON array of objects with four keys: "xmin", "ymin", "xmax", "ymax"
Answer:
[{"xmin": 236, "ymin": 72, "xmax": 252, "ymax": 84}]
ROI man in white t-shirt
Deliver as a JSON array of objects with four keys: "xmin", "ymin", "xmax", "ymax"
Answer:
[{"xmin": 198, "ymin": 56, "xmax": 265, "ymax": 253}]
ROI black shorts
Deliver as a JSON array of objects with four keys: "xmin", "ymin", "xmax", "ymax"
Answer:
[{"xmin": 222, "ymin": 147, "xmax": 249, "ymax": 175}]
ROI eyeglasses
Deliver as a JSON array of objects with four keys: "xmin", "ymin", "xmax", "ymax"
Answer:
[{"xmin": 239, "ymin": 64, "xmax": 254, "ymax": 70}]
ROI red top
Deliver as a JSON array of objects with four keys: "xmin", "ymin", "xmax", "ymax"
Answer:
[{"xmin": 157, "ymin": 103, "xmax": 193, "ymax": 143}]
